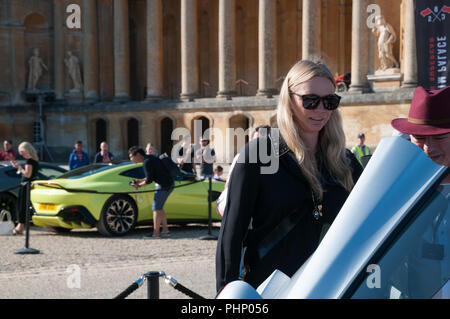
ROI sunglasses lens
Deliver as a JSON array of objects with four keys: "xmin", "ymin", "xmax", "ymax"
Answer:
[
  {"xmin": 301, "ymin": 95, "xmax": 320, "ymax": 109},
  {"xmin": 324, "ymin": 95, "xmax": 340, "ymax": 110}
]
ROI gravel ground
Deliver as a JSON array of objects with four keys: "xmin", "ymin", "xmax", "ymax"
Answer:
[{"xmin": 0, "ymin": 223, "xmax": 221, "ymax": 299}]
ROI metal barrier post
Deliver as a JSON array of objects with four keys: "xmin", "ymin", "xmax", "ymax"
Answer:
[
  {"xmin": 145, "ymin": 271, "xmax": 161, "ymax": 299},
  {"xmin": 200, "ymin": 177, "xmax": 217, "ymax": 240},
  {"xmin": 14, "ymin": 182, "xmax": 40, "ymax": 255}
]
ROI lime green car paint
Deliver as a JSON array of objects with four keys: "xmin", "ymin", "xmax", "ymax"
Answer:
[{"xmin": 31, "ymin": 162, "xmax": 224, "ymax": 234}]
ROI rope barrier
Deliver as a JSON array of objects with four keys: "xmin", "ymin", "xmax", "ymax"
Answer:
[
  {"xmin": 114, "ymin": 275, "xmax": 146, "ymax": 299},
  {"xmin": 114, "ymin": 271, "xmax": 206, "ymax": 299},
  {"xmin": 164, "ymin": 275, "xmax": 205, "ymax": 299}
]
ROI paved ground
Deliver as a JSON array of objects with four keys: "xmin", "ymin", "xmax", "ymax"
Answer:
[{"xmin": 0, "ymin": 224, "xmax": 221, "ymax": 299}]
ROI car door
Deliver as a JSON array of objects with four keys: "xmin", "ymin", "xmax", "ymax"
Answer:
[{"xmin": 119, "ymin": 166, "xmax": 154, "ymax": 222}]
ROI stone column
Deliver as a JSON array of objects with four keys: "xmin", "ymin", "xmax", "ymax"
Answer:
[
  {"xmin": 180, "ymin": 0, "xmax": 199, "ymax": 101},
  {"xmin": 302, "ymin": 0, "xmax": 321, "ymax": 60},
  {"xmin": 217, "ymin": 0, "xmax": 236, "ymax": 98},
  {"xmin": 83, "ymin": 0, "xmax": 99, "ymax": 100},
  {"xmin": 146, "ymin": 0, "xmax": 163, "ymax": 101},
  {"xmin": 257, "ymin": 0, "xmax": 277, "ymax": 97},
  {"xmin": 402, "ymin": 0, "xmax": 417, "ymax": 88},
  {"xmin": 114, "ymin": 0, "xmax": 130, "ymax": 102},
  {"xmin": 54, "ymin": 0, "xmax": 65, "ymax": 100},
  {"xmin": 349, "ymin": 0, "xmax": 370, "ymax": 93}
]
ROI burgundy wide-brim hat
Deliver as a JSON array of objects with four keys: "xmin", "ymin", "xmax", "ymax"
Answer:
[{"xmin": 391, "ymin": 86, "xmax": 450, "ymax": 136}]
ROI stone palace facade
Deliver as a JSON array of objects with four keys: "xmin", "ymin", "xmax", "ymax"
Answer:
[{"xmin": 0, "ymin": 0, "xmax": 417, "ymax": 162}]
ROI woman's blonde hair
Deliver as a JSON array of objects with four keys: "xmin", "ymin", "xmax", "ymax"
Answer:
[
  {"xmin": 277, "ymin": 59, "xmax": 354, "ymax": 200},
  {"xmin": 18, "ymin": 141, "xmax": 38, "ymax": 161}
]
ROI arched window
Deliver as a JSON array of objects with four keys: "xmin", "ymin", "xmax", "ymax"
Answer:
[
  {"xmin": 160, "ymin": 117, "xmax": 174, "ymax": 155},
  {"xmin": 229, "ymin": 115, "xmax": 250, "ymax": 157},
  {"xmin": 192, "ymin": 116, "xmax": 210, "ymax": 143},
  {"xmin": 95, "ymin": 119, "xmax": 107, "ymax": 151},
  {"xmin": 24, "ymin": 13, "xmax": 46, "ymax": 28},
  {"xmin": 127, "ymin": 118, "xmax": 139, "ymax": 150}
]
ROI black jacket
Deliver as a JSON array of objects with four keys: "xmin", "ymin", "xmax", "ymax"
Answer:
[
  {"xmin": 143, "ymin": 155, "xmax": 173, "ymax": 189},
  {"xmin": 94, "ymin": 152, "xmax": 114, "ymax": 163},
  {"xmin": 215, "ymin": 134, "xmax": 363, "ymax": 292}
]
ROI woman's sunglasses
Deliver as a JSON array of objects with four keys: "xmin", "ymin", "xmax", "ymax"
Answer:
[{"xmin": 290, "ymin": 93, "xmax": 341, "ymax": 110}]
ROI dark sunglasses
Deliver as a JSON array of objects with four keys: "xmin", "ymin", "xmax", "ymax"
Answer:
[{"xmin": 290, "ymin": 93, "xmax": 341, "ymax": 110}]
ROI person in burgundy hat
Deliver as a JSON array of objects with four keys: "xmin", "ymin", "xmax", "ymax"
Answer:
[
  {"xmin": 391, "ymin": 86, "xmax": 450, "ymax": 171},
  {"xmin": 391, "ymin": 86, "xmax": 450, "ymax": 166}
]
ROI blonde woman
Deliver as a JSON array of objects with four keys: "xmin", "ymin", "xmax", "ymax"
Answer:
[
  {"xmin": 216, "ymin": 60, "xmax": 363, "ymax": 292},
  {"xmin": 10, "ymin": 142, "xmax": 39, "ymax": 235}
]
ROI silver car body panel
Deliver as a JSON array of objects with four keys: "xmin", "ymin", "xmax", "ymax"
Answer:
[
  {"xmin": 217, "ymin": 136, "xmax": 447, "ymax": 299},
  {"xmin": 280, "ymin": 137, "xmax": 446, "ymax": 298}
]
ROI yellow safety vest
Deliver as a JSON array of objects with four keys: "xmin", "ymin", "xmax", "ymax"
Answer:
[{"xmin": 352, "ymin": 145, "xmax": 371, "ymax": 164}]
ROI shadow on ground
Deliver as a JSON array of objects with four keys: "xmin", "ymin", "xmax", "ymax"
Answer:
[{"xmin": 29, "ymin": 223, "xmax": 221, "ymax": 240}]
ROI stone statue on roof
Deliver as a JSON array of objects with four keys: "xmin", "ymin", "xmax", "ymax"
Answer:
[{"xmin": 372, "ymin": 15, "xmax": 399, "ymax": 71}]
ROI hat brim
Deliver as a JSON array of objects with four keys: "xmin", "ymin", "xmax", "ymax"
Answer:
[{"xmin": 391, "ymin": 118, "xmax": 450, "ymax": 136}]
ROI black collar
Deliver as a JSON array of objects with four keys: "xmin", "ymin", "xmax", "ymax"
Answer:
[
  {"xmin": 267, "ymin": 132, "xmax": 307, "ymax": 183},
  {"xmin": 268, "ymin": 131, "xmax": 290, "ymax": 158}
]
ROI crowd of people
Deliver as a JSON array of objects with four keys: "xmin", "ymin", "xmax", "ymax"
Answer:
[
  {"xmin": 2, "ymin": 58, "xmax": 449, "ymax": 297},
  {"xmin": 1, "ymin": 134, "xmax": 231, "ymax": 238}
]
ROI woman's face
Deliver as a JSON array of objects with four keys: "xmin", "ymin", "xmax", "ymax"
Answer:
[
  {"xmin": 146, "ymin": 144, "xmax": 154, "ymax": 154},
  {"xmin": 19, "ymin": 149, "xmax": 30, "ymax": 159},
  {"xmin": 290, "ymin": 76, "xmax": 335, "ymax": 134}
]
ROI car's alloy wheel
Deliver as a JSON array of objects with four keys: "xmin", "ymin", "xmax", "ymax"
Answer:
[{"xmin": 98, "ymin": 195, "xmax": 137, "ymax": 236}]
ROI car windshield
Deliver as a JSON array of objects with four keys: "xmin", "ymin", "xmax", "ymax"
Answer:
[
  {"xmin": 38, "ymin": 165, "xmax": 67, "ymax": 180},
  {"xmin": 58, "ymin": 161, "xmax": 133, "ymax": 179},
  {"xmin": 351, "ymin": 183, "xmax": 450, "ymax": 299}
]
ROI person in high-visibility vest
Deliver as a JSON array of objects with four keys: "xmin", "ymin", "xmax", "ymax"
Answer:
[{"xmin": 351, "ymin": 133, "xmax": 371, "ymax": 165}]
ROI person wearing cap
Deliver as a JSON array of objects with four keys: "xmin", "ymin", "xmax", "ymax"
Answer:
[
  {"xmin": 351, "ymin": 133, "xmax": 371, "ymax": 165},
  {"xmin": 391, "ymin": 86, "xmax": 450, "ymax": 169}
]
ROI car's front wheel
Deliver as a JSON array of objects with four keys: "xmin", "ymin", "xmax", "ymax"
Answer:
[
  {"xmin": 0, "ymin": 192, "xmax": 17, "ymax": 222},
  {"xmin": 97, "ymin": 195, "xmax": 138, "ymax": 236}
]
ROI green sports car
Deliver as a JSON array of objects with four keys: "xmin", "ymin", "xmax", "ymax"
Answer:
[{"xmin": 30, "ymin": 161, "xmax": 224, "ymax": 236}]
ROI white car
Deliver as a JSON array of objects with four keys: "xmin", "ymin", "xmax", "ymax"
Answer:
[{"xmin": 218, "ymin": 137, "xmax": 449, "ymax": 299}]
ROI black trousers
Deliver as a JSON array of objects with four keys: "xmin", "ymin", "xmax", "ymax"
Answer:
[{"xmin": 16, "ymin": 182, "xmax": 30, "ymax": 224}]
